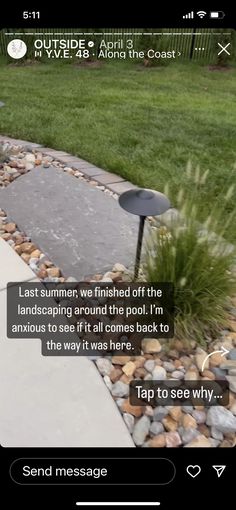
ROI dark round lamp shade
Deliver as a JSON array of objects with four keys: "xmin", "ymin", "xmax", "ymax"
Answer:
[{"xmin": 119, "ymin": 188, "xmax": 171, "ymax": 216}]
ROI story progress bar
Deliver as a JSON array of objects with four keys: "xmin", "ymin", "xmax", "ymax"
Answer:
[{"xmin": 76, "ymin": 503, "xmax": 161, "ymax": 507}]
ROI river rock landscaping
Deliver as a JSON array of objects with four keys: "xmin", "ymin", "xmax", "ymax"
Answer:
[
  {"xmin": 0, "ymin": 141, "xmax": 118, "ymax": 198},
  {"xmin": 1, "ymin": 141, "xmax": 236, "ymax": 447}
]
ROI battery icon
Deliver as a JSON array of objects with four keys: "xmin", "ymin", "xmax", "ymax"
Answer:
[{"xmin": 210, "ymin": 11, "xmax": 225, "ymax": 19}]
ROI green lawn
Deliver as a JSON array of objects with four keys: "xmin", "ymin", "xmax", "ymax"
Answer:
[{"xmin": 0, "ymin": 60, "xmax": 236, "ymax": 242}]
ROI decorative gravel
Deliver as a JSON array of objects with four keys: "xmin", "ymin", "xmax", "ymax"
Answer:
[{"xmin": 1, "ymin": 142, "xmax": 236, "ymax": 447}]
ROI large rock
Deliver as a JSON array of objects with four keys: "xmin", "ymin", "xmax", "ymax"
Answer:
[
  {"xmin": 121, "ymin": 399, "xmax": 143, "ymax": 417},
  {"xmin": 162, "ymin": 416, "xmax": 178, "ymax": 432},
  {"xmin": 228, "ymin": 349, "xmax": 236, "ymax": 360},
  {"xmin": 182, "ymin": 413, "xmax": 197, "ymax": 429},
  {"xmin": 153, "ymin": 406, "xmax": 169, "ymax": 421},
  {"xmin": 195, "ymin": 347, "xmax": 208, "ymax": 371},
  {"xmin": 123, "ymin": 413, "xmax": 135, "ymax": 433},
  {"xmin": 95, "ymin": 358, "xmax": 113, "ymax": 376},
  {"xmin": 165, "ymin": 431, "xmax": 182, "ymax": 447},
  {"xmin": 226, "ymin": 376, "xmax": 236, "ymax": 393},
  {"xmin": 144, "ymin": 360, "xmax": 156, "ymax": 373},
  {"xmin": 149, "ymin": 421, "xmax": 164, "ymax": 436},
  {"xmin": 179, "ymin": 427, "xmax": 200, "ymax": 444},
  {"xmin": 163, "ymin": 361, "xmax": 175, "ymax": 372},
  {"xmin": 112, "ymin": 356, "xmax": 131, "ymax": 365},
  {"xmin": 141, "ymin": 338, "xmax": 162, "ymax": 354},
  {"xmin": 146, "ymin": 434, "xmax": 166, "ymax": 447},
  {"xmin": 211, "ymin": 426, "xmax": 223, "ymax": 441},
  {"xmin": 184, "ymin": 434, "xmax": 212, "ymax": 447},
  {"xmin": 169, "ymin": 406, "xmax": 182, "ymax": 422},
  {"xmin": 152, "ymin": 366, "xmax": 167, "ymax": 381},
  {"xmin": 184, "ymin": 369, "xmax": 199, "ymax": 381},
  {"xmin": 228, "ymin": 320, "xmax": 236, "ymax": 332},
  {"xmin": 24, "ymin": 153, "xmax": 35, "ymax": 163},
  {"xmin": 209, "ymin": 352, "xmax": 225, "ymax": 367},
  {"xmin": 230, "ymin": 400, "xmax": 236, "ymax": 415},
  {"xmin": 122, "ymin": 361, "xmax": 136, "ymax": 377},
  {"xmin": 221, "ymin": 360, "xmax": 236, "ymax": 371},
  {"xmin": 206, "ymin": 406, "xmax": 236, "ymax": 433},
  {"xmin": 4, "ymin": 222, "xmax": 16, "ymax": 233},
  {"xmin": 20, "ymin": 241, "xmax": 37, "ymax": 254},
  {"xmin": 132, "ymin": 415, "xmax": 150, "ymax": 446},
  {"xmin": 112, "ymin": 263, "xmax": 126, "ymax": 272},
  {"xmin": 111, "ymin": 381, "xmax": 129, "ymax": 397},
  {"xmin": 192, "ymin": 410, "xmax": 206, "ymax": 424},
  {"xmin": 172, "ymin": 370, "xmax": 185, "ymax": 380}
]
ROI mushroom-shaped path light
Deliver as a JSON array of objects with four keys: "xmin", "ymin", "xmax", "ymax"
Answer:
[{"xmin": 119, "ymin": 188, "xmax": 170, "ymax": 279}]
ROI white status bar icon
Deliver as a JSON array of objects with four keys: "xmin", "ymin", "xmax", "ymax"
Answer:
[{"xmin": 210, "ymin": 11, "xmax": 225, "ymax": 19}]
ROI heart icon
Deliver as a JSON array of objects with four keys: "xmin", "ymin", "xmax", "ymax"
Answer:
[{"xmin": 186, "ymin": 465, "xmax": 201, "ymax": 478}]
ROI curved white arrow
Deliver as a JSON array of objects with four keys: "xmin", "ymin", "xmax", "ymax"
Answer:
[{"xmin": 201, "ymin": 346, "xmax": 229, "ymax": 373}]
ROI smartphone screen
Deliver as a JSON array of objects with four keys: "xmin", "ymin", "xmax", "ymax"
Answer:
[{"xmin": 0, "ymin": 6, "xmax": 235, "ymax": 509}]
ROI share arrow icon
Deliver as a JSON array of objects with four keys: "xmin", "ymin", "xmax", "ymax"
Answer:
[{"xmin": 212, "ymin": 465, "xmax": 226, "ymax": 478}]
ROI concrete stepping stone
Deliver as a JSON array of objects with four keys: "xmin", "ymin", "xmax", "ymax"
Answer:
[
  {"xmin": 0, "ymin": 166, "xmax": 139, "ymax": 279},
  {"xmin": 0, "ymin": 239, "xmax": 134, "ymax": 447}
]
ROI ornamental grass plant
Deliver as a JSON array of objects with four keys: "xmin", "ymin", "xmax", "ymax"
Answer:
[{"xmin": 144, "ymin": 164, "xmax": 236, "ymax": 342}]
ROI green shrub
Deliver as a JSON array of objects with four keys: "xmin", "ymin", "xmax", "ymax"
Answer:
[
  {"xmin": 138, "ymin": 28, "xmax": 172, "ymax": 66},
  {"xmin": 144, "ymin": 169, "xmax": 236, "ymax": 343}
]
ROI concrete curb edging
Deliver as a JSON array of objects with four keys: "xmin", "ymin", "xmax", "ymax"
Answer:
[{"xmin": 0, "ymin": 136, "xmax": 137, "ymax": 194}]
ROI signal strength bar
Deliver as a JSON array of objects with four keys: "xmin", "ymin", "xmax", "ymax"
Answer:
[{"xmin": 183, "ymin": 11, "xmax": 194, "ymax": 19}]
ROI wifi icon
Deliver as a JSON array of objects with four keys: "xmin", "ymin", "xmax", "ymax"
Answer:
[{"xmin": 197, "ymin": 10, "xmax": 207, "ymax": 18}]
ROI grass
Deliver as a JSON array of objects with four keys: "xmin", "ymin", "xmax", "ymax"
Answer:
[{"xmin": 0, "ymin": 59, "xmax": 236, "ymax": 242}]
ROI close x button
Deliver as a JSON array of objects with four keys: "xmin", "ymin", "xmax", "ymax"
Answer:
[{"xmin": 217, "ymin": 42, "xmax": 231, "ymax": 55}]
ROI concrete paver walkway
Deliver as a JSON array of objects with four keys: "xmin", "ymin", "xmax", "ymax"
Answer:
[
  {"xmin": 0, "ymin": 239, "xmax": 133, "ymax": 447},
  {"xmin": 0, "ymin": 165, "xmax": 139, "ymax": 279}
]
